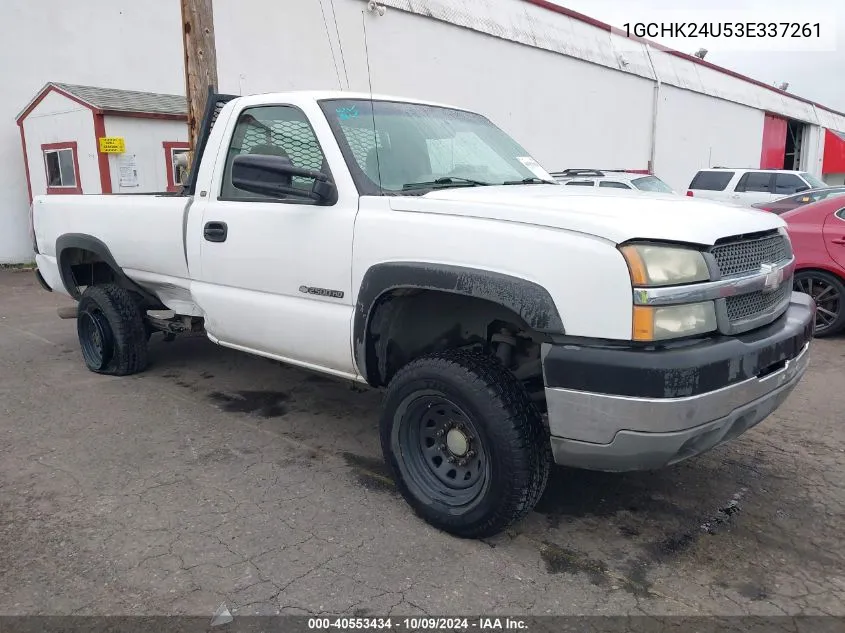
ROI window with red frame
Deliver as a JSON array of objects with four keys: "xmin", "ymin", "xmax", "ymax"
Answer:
[
  {"xmin": 163, "ymin": 141, "xmax": 190, "ymax": 192},
  {"xmin": 42, "ymin": 142, "xmax": 82, "ymax": 194}
]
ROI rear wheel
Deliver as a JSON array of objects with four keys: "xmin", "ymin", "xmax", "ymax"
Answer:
[
  {"xmin": 380, "ymin": 350, "xmax": 550, "ymax": 538},
  {"xmin": 794, "ymin": 270, "xmax": 845, "ymax": 337},
  {"xmin": 77, "ymin": 284, "xmax": 149, "ymax": 375}
]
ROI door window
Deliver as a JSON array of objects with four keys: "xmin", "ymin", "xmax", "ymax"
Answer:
[
  {"xmin": 736, "ymin": 172, "xmax": 772, "ymax": 193},
  {"xmin": 565, "ymin": 180, "xmax": 595, "ymax": 186},
  {"xmin": 221, "ymin": 105, "xmax": 328, "ymax": 200},
  {"xmin": 774, "ymin": 173, "xmax": 808, "ymax": 195},
  {"xmin": 598, "ymin": 181, "xmax": 630, "ymax": 189}
]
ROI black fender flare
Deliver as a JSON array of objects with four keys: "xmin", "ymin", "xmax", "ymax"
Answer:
[
  {"xmin": 353, "ymin": 262, "xmax": 564, "ymax": 384},
  {"xmin": 56, "ymin": 233, "xmax": 158, "ymax": 304}
]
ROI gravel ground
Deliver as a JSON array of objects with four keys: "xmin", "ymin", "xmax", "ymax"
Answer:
[{"xmin": 1, "ymin": 269, "xmax": 843, "ymax": 617}]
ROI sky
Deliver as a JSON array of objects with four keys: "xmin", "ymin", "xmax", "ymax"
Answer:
[{"xmin": 554, "ymin": 0, "xmax": 845, "ymax": 112}]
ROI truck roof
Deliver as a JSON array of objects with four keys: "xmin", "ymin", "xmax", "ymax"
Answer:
[{"xmin": 232, "ymin": 90, "xmax": 462, "ymax": 111}]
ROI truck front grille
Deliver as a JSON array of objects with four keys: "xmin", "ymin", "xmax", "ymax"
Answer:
[
  {"xmin": 725, "ymin": 281, "xmax": 791, "ymax": 324},
  {"xmin": 711, "ymin": 232, "xmax": 791, "ymax": 277},
  {"xmin": 710, "ymin": 231, "xmax": 793, "ymax": 333}
]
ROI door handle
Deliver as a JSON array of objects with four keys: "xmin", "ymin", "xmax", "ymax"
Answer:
[
  {"xmin": 832, "ymin": 238, "xmax": 845, "ymax": 245},
  {"xmin": 203, "ymin": 221, "xmax": 228, "ymax": 242}
]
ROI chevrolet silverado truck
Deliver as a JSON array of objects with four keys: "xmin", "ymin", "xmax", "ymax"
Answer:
[{"xmin": 31, "ymin": 91, "xmax": 815, "ymax": 538}]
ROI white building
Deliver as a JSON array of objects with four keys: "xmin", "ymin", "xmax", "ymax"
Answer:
[
  {"xmin": 3, "ymin": 0, "xmax": 845, "ymax": 263},
  {"xmin": 17, "ymin": 83, "xmax": 188, "ymax": 200}
]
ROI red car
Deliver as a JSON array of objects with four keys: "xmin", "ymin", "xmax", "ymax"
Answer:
[{"xmin": 782, "ymin": 196, "xmax": 845, "ymax": 336}]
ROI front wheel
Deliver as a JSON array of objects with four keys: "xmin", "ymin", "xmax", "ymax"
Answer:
[
  {"xmin": 794, "ymin": 270, "xmax": 845, "ymax": 337},
  {"xmin": 380, "ymin": 350, "xmax": 550, "ymax": 538}
]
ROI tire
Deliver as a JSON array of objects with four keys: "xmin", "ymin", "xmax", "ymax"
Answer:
[
  {"xmin": 380, "ymin": 350, "xmax": 551, "ymax": 538},
  {"xmin": 794, "ymin": 270, "xmax": 845, "ymax": 337},
  {"xmin": 77, "ymin": 284, "xmax": 149, "ymax": 375}
]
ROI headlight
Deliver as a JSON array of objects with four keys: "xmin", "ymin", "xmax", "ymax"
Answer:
[
  {"xmin": 633, "ymin": 302, "xmax": 717, "ymax": 341},
  {"xmin": 620, "ymin": 244, "xmax": 710, "ymax": 286}
]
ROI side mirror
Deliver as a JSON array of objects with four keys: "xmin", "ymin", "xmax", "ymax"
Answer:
[{"xmin": 231, "ymin": 154, "xmax": 337, "ymax": 204}]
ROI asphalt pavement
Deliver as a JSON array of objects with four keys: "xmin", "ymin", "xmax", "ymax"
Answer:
[{"xmin": 1, "ymin": 269, "xmax": 843, "ymax": 617}]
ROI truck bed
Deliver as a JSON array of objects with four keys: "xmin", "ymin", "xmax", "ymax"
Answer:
[{"xmin": 33, "ymin": 193, "xmax": 195, "ymax": 312}]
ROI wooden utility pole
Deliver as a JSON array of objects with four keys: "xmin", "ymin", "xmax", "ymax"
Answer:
[{"xmin": 180, "ymin": 0, "xmax": 218, "ymax": 157}]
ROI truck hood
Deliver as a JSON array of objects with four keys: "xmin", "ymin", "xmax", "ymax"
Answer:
[{"xmin": 389, "ymin": 185, "xmax": 784, "ymax": 245}]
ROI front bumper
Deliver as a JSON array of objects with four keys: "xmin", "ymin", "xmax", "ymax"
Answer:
[{"xmin": 542, "ymin": 292, "xmax": 815, "ymax": 471}]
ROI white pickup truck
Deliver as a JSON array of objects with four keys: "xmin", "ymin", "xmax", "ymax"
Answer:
[{"xmin": 31, "ymin": 91, "xmax": 815, "ymax": 538}]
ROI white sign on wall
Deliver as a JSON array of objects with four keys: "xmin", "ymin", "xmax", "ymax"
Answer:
[{"xmin": 118, "ymin": 154, "xmax": 139, "ymax": 187}]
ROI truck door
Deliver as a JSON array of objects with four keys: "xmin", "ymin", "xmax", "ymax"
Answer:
[{"xmin": 191, "ymin": 103, "xmax": 358, "ymax": 377}]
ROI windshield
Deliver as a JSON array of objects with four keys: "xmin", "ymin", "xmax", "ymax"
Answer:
[
  {"xmin": 800, "ymin": 172, "xmax": 828, "ymax": 189},
  {"xmin": 632, "ymin": 176, "xmax": 674, "ymax": 193},
  {"xmin": 319, "ymin": 99, "xmax": 554, "ymax": 195}
]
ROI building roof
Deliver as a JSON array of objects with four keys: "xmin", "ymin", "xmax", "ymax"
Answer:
[
  {"xmin": 16, "ymin": 82, "xmax": 187, "ymax": 121},
  {"xmin": 53, "ymin": 83, "xmax": 187, "ymax": 115}
]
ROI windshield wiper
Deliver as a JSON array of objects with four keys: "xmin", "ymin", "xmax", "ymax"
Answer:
[
  {"xmin": 501, "ymin": 177, "xmax": 558, "ymax": 185},
  {"xmin": 402, "ymin": 176, "xmax": 493, "ymax": 190}
]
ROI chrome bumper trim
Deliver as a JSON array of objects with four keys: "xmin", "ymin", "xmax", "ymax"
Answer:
[{"xmin": 545, "ymin": 341, "xmax": 810, "ymax": 445}]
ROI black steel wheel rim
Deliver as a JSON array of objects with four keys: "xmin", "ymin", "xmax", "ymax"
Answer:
[
  {"xmin": 795, "ymin": 276, "xmax": 841, "ymax": 333},
  {"xmin": 78, "ymin": 308, "xmax": 114, "ymax": 370},
  {"xmin": 395, "ymin": 393, "xmax": 489, "ymax": 508}
]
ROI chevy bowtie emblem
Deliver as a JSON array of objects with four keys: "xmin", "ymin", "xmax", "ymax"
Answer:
[{"xmin": 760, "ymin": 263, "xmax": 783, "ymax": 293}]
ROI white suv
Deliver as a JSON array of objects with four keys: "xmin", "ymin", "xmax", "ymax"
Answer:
[
  {"xmin": 687, "ymin": 168, "xmax": 828, "ymax": 204},
  {"xmin": 551, "ymin": 169, "xmax": 676, "ymax": 194}
]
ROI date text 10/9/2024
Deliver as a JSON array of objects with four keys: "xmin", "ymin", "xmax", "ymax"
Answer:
[{"xmin": 307, "ymin": 617, "xmax": 528, "ymax": 630}]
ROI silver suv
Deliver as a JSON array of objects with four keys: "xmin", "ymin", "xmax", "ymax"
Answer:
[{"xmin": 551, "ymin": 169, "xmax": 676, "ymax": 194}]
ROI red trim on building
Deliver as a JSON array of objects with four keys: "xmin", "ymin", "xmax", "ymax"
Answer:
[
  {"xmin": 760, "ymin": 114, "xmax": 788, "ymax": 169},
  {"xmin": 93, "ymin": 114, "xmax": 113, "ymax": 194},
  {"xmin": 163, "ymin": 141, "xmax": 191, "ymax": 192},
  {"xmin": 523, "ymin": 0, "xmax": 845, "ymax": 119},
  {"xmin": 17, "ymin": 122, "xmax": 33, "ymax": 204},
  {"xmin": 41, "ymin": 141, "xmax": 83, "ymax": 195},
  {"xmin": 103, "ymin": 110, "xmax": 187, "ymax": 121},
  {"xmin": 823, "ymin": 129, "xmax": 845, "ymax": 175}
]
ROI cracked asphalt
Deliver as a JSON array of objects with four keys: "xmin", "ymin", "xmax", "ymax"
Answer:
[{"xmin": 1, "ymin": 269, "xmax": 844, "ymax": 617}]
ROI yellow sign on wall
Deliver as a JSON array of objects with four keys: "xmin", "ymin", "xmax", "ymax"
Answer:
[{"xmin": 98, "ymin": 137, "xmax": 126, "ymax": 153}]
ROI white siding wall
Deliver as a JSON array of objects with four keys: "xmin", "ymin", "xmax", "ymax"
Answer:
[
  {"xmin": 369, "ymin": 0, "xmax": 845, "ymax": 132},
  {"xmin": 350, "ymin": 5, "xmax": 654, "ymax": 172},
  {"xmin": 103, "ymin": 117, "xmax": 189, "ymax": 193},
  {"xmin": 655, "ymin": 86, "xmax": 765, "ymax": 192},
  {"xmin": 801, "ymin": 124, "xmax": 825, "ymax": 175},
  {"xmin": 21, "ymin": 92, "xmax": 99, "ymax": 197},
  {"xmin": 215, "ymin": 0, "xmax": 655, "ymax": 172},
  {"xmin": 1, "ymin": 0, "xmax": 184, "ymax": 263}
]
